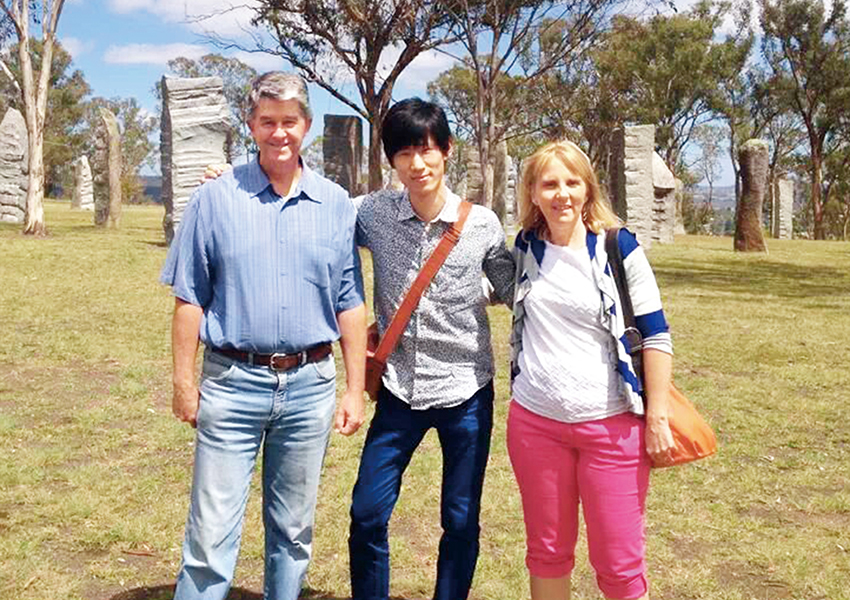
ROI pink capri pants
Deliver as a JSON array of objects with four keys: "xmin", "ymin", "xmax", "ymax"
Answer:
[{"xmin": 506, "ymin": 401, "xmax": 651, "ymax": 600}]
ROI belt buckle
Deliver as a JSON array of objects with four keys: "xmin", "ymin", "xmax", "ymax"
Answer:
[
  {"xmin": 268, "ymin": 350, "xmax": 308, "ymax": 372},
  {"xmin": 268, "ymin": 352, "xmax": 286, "ymax": 372}
]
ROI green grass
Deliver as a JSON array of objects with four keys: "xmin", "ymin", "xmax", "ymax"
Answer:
[{"xmin": 2, "ymin": 203, "xmax": 850, "ymax": 599}]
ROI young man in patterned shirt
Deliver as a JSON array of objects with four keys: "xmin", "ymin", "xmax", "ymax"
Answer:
[{"xmin": 348, "ymin": 98, "xmax": 514, "ymax": 600}]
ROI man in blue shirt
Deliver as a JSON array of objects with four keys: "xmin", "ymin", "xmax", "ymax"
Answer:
[{"xmin": 160, "ymin": 71, "xmax": 367, "ymax": 600}]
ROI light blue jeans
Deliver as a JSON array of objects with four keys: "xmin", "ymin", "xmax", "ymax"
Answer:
[{"xmin": 173, "ymin": 348, "xmax": 337, "ymax": 600}]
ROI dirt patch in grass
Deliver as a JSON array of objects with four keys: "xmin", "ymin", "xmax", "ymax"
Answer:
[{"xmin": 714, "ymin": 560, "xmax": 793, "ymax": 599}]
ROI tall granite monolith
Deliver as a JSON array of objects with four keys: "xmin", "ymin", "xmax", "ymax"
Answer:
[
  {"xmin": 72, "ymin": 156, "xmax": 94, "ymax": 210},
  {"xmin": 93, "ymin": 108, "xmax": 122, "ymax": 228},
  {"xmin": 735, "ymin": 139, "xmax": 769, "ymax": 252},
  {"xmin": 466, "ymin": 148, "xmax": 484, "ymax": 205},
  {"xmin": 322, "ymin": 115, "xmax": 363, "ymax": 196},
  {"xmin": 0, "ymin": 108, "xmax": 28, "ymax": 224},
  {"xmin": 610, "ymin": 125, "xmax": 655, "ymax": 247},
  {"xmin": 161, "ymin": 76, "xmax": 229, "ymax": 244},
  {"xmin": 652, "ymin": 152, "xmax": 676, "ymax": 245},
  {"xmin": 674, "ymin": 178, "xmax": 686, "ymax": 235},
  {"xmin": 505, "ymin": 154, "xmax": 517, "ymax": 230},
  {"xmin": 771, "ymin": 178, "xmax": 793, "ymax": 240}
]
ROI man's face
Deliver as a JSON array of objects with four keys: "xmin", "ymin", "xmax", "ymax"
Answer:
[
  {"xmin": 392, "ymin": 135, "xmax": 449, "ymax": 197},
  {"xmin": 248, "ymin": 98, "xmax": 311, "ymax": 170}
]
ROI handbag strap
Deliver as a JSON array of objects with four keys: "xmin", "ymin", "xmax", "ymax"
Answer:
[
  {"xmin": 604, "ymin": 228, "xmax": 644, "ymax": 381},
  {"xmin": 605, "ymin": 228, "xmax": 636, "ymax": 327},
  {"xmin": 372, "ymin": 200, "xmax": 473, "ymax": 363}
]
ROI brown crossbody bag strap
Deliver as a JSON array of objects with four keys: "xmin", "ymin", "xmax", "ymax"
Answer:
[{"xmin": 371, "ymin": 200, "xmax": 473, "ymax": 364}]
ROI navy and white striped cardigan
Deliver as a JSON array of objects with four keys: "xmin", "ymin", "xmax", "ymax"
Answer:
[{"xmin": 509, "ymin": 228, "xmax": 673, "ymax": 416}]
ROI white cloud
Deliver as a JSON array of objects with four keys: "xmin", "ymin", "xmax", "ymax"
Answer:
[
  {"xmin": 103, "ymin": 42, "xmax": 208, "ymax": 65},
  {"xmin": 393, "ymin": 49, "xmax": 458, "ymax": 94},
  {"xmin": 107, "ymin": 0, "xmax": 261, "ymax": 38},
  {"xmin": 61, "ymin": 36, "xmax": 95, "ymax": 59},
  {"xmin": 231, "ymin": 50, "xmax": 286, "ymax": 73}
]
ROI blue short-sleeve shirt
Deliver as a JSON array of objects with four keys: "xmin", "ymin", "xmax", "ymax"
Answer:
[{"xmin": 160, "ymin": 158, "xmax": 365, "ymax": 354}]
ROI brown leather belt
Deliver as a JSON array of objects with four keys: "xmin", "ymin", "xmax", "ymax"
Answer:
[{"xmin": 213, "ymin": 343, "xmax": 333, "ymax": 372}]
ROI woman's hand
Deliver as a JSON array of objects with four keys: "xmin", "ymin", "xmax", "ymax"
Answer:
[
  {"xmin": 645, "ymin": 411, "xmax": 675, "ymax": 461},
  {"xmin": 641, "ymin": 347, "xmax": 675, "ymax": 462}
]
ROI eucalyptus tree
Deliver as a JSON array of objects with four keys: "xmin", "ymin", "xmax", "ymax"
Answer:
[
  {"xmin": 758, "ymin": 0, "xmax": 850, "ymax": 239},
  {"xmin": 0, "ymin": 40, "xmax": 90, "ymax": 197},
  {"xmin": 0, "ymin": 0, "xmax": 67, "ymax": 234},
  {"xmin": 592, "ymin": 0, "xmax": 751, "ymax": 172},
  {"xmin": 440, "ymin": 0, "xmax": 629, "ymax": 217}
]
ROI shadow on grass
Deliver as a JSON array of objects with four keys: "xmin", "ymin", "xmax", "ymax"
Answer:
[
  {"xmin": 108, "ymin": 585, "xmax": 261, "ymax": 600},
  {"xmin": 107, "ymin": 585, "xmax": 410, "ymax": 600},
  {"xmin": 654, "ymin": 256, "xmax": 850, "ymax": 299}
]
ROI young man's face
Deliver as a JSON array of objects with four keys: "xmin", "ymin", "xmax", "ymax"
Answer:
[
  {"xmin": 392, "ymin": 135, "xmax": 450, "ymax": 198},
  {"xmin": 248, "ymin": 98, "xmax": 311, "ymax": 171}
]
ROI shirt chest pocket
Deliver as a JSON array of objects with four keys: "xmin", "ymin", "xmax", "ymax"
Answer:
[{"xmin": 303, "ymin": 244, "xmax": 337, "ymax": 289}]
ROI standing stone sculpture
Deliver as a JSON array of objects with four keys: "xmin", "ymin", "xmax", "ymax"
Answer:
[
  {"xmin": 323, "ymin": 115, "xmax": 363, "ymax": 195},
  {"xmin": 674, "ymin": 178, "xmax": 686, "ymax": 235},
  {"xmin": 93, "ymin": 108, "xmax": 122, "ymax": 228},
  {"xmin": 466, "ymin": 148, "xmax": 485, "ymax": 205},
  {"xmin": 652, "ymin": 152, "xmax": 676, "ymax": 245},
  {"xmin": 0, "ymin": 108, "xmax": 28, "ymax": 224},
  {"xmin": 609, "ymin": 125, "xmax": 655, "ymax": 247},
  {"xmin": 735, "ymin": 139, "xmax": 769, "ymax": 252},
  {"xmin": 505, "ymin": 154, "xmax": 518, "ymax": 230},
  {"xmin": 160, "ymin": 76, "xmax": 229, "ymax": 244},
  {"xmin": 72, "ymin": 156, "xmax": 94, "ymax": 211},
  {"xmin": 771, "ymin": 178, "xmax": 793, "ymax": 239}
]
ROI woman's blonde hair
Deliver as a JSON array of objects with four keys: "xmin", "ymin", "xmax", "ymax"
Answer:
[{"xmin": 518, "ymin": 140, "xmax": 620, "ymax": 236}]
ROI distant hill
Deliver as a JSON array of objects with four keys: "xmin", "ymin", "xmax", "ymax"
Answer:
[
  {"xmin": 692, "ymin": 185, "xmax": 735, "ymax": 211},
  {"xmin": 141, "ymin": 176, "xmax": 162, "ymax": 203}
]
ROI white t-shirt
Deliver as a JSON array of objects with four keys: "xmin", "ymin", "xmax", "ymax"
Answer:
[{"xmin": 512, "ymin": 242, "xmax": 628, "ymax": 423}]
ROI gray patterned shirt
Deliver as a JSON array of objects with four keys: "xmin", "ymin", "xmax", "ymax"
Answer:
[{"xmin": 355, "ymin": 189, "xmax": 515, "ymax": 410}]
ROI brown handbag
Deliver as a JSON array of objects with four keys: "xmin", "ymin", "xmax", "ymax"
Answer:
[
  {"xmin": 365, "ymin": 201, "xmax": 473, "ymax": 401},
  {"xmin": 605, "ymin": 228, "xmax": 717, "ymax": 468}
]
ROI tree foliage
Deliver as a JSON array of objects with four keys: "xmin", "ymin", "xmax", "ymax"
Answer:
[
  {"xmin": 592, "ymin": 0, "xmax": 751, "ymax": 170},
  {"xmin": 758, "ymin": 0, "xmax": 850, "ymax": 239},
  {"xmin": 0, "ymin": 0, "xmax": 67, "ymax": 234},
  {"xmin": 440, "ymin": 0, "xmax": 627, "ymax": 218},
  {"xmin": 247, "ymin": 0, "xmax": 458, "ymax": 191},
  {"xmin": 0, "ymin": 39, "xmax": 89, "ymax": 197}
]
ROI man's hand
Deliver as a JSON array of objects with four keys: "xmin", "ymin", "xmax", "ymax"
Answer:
[
  {"xmin": 334, "ymin": 389, "xmax": 365, "ymax": 436},
  {"xmin": 171, "ymin": 298, "xmax": 203, "ymax": 427},
  {"xmin": 173, "ymin": 380, "xmax": 200, "ymax": 428}
]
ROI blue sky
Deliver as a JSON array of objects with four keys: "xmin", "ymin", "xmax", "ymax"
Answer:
[
  {"xmin": 55, "ymin": 0, "xmax": 453, "ymax": 149},
  {"xmin": 52, "ymin": 0, "xmax": 736, "ymax": 184}
]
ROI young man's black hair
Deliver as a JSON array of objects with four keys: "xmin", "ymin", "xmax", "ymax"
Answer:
[{"xmin": 381, "ymin": 98, "xmax": 452, "ymax": 166}]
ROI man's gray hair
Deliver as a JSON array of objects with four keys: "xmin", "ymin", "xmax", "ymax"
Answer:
[{"xmin": 247, "ymin": 72, "xmax": 312, "ymax": 121}]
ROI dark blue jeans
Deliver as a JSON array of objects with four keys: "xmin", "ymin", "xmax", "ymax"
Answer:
[{"xmin": 349, "ymin": 382, "xmax": 494, "ymax": 600}]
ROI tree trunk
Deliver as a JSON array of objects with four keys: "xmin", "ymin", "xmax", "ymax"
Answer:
[
  {"xmin": 810, "ymin": 154, "xmax": 825, "ymax": 240},
  {"xmin": 23, "ymin": 128, "xmax": 46, "ymax": 235},
  {"xmin": 368, "ymin": 121, "xmax": 383, "ymax": 192},
  {"xmin": 17, "ymin": 0, "xmax": 64, "ymax": 236}
]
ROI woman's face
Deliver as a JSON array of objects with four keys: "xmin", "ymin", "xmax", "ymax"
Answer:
[{"xmin": 531, "ymin": 158, "xmax": 589, "ymax": 231}]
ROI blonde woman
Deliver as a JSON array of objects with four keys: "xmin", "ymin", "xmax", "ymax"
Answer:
[{"xmin": 507, "ymin": 141, "xmax": 675, "ymax": 600}]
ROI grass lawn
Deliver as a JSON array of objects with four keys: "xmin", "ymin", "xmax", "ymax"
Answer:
[{"xmin": 1, "ymin": 202, "xmax": 849, "ymax": 600}]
